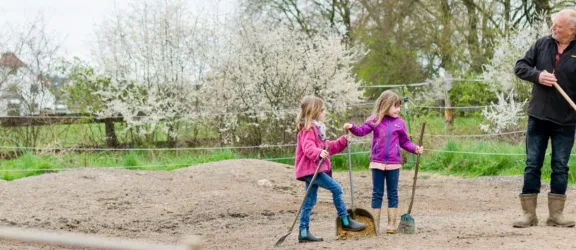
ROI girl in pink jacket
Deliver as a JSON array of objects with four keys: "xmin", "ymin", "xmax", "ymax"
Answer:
[{"xmin": 294, "ymin": 96, "xmax": 365, "ymax": 243}]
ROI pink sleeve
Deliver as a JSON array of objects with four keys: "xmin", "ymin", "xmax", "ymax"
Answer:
[{"xmin": 327, "ymin": 136, "xmax": 348, "ymax": 155}]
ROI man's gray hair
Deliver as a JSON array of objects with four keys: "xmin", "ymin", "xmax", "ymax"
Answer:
[{"xmin": 553, "ymin": 9, "xmax": 576, "ymax": 28}]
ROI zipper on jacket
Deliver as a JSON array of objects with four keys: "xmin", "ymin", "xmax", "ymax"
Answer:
[{"xmin": 384, "ymin": 120, "xmax": 391, "ymax": 163}]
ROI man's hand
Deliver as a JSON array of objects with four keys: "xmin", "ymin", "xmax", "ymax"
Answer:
[{"xmin": 539, "ymin": 70, "xmax": 557, "ymax": 87}]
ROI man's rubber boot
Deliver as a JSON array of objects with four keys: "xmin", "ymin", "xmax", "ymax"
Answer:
[
  {"xmin": 373, "ymin": 208, "xmax": 381, "ymax": 235},
  {"xmin": 386, "ymin": 208, "xmax": 398, "ymax": 234},
  {"xmin": 513, "ymin": 193, "xmax": 538, "ymax": 228},
  {"xmin": 546, "ymin": 193, "xmax": 575, "ymax": 227},
  {"xmin": 341, "ymin": 215, "xmax": 366, "ymax": 231},
  {"xmin": 298, "ymin": 227, "xmax": 323, "ymax": 243}
]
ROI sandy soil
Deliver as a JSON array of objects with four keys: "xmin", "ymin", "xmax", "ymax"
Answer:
[{"xmin": 0, "ymin": 159, "xmax": 574, "ymax": 249}]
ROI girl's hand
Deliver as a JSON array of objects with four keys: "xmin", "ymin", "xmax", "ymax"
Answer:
[
  {"xmin": 344, "ymin": 135, "xmax": 351, "ymax": 141},
  {"xmin": 320, "ymin": 150, "xmax": 329, "ymax": 158},
  {"xmin": 415, "ymin": 146, "xmax": 424, "ymax": 154},
  {"xmin": 343, "ymin": 123, "xmax": 353, "ymax": 130}
]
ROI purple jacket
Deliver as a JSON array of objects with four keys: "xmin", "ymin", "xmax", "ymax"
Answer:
[{"xmin": 349, "ymin": 115, "xmax": 417, "ymax": 164}]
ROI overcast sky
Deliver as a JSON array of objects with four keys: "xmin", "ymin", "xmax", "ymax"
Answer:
[{"xmin": 0, "ymin": 0, "xmax": 238, "ymax": 61}]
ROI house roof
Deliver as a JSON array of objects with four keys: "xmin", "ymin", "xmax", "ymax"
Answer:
[{"xmin": 0, "ymin": 52, "xmax": 25, "ymax": 68}]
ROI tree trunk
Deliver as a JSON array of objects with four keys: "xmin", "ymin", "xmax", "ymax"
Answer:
[
  {"xmin": 504, "ymin": 0, "xmax": 511, "ymax": 34},
  {"xmin": 462, "ymin": 0, "xmax": 480, "ymax": 71},
  {"xmin": 104, "ymin": 118, "xmax": 119, "ymax": 147},
  {"xmin": 444, "ymin": 73, "xmax": 454, "ymax": 132}
]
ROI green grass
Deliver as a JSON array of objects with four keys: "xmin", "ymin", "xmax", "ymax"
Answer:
[
  {"xmin": 0, "ymin": 145, "xmax": 375, "ymax": 181},
  {"xmin": 0, "ymin": 115, "xmax": 539, "ymax": 183},
  {"xmin": 4, "ymin": 140, "xmax": 576, "ymax": 186},
  {"xmin": 403, "ymin": 140, "xmax": 576, "ymax": 185}
]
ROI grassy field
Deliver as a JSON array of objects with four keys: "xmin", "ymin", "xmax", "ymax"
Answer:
[
  {"xmin": 3, "ymin": 139, "xmax": 576, "ymax": 185},
  {"xmin": 4, "ymin": 115, "xmax": 562, "ymax": 184}
]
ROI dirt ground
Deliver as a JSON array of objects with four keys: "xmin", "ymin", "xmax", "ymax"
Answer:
[{"xmin": 0, "ymin": 159, "xmax": 575, "ymax": 249}]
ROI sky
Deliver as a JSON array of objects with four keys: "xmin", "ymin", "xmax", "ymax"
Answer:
[{"xmin": 0, "ymin": 0, "xmax": 238, "ymax": 61}]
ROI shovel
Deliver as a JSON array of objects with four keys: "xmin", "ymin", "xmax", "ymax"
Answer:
[
  {"xmin": 274, "ymin": 150, "xmax": 327, "ymax": 247},
  {"xmin": 397, "ymin": 122, "xmax": 426, "ymax": 234},
  {"xmin": 335, "ymin": 136, "xmax": 377, "ymax": 239}
]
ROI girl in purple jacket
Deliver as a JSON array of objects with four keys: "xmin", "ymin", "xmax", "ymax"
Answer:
[
  {"xmin": 294, "ymin": 96, "xmax": 365, "ymax": 243},
  {"xmin": 344, "ymin": 90, "xmax": 423, "ymax": 234}
]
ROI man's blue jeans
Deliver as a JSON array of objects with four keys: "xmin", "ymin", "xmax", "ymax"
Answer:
[
  {"xmin": 523, "ymin": 116, "xmax": 575, "ymax": 195},
  {"xmin": 299, "ymin": 172, "xmax": 348, "ymax": 231},
  {"xmin": 371, "ymin": 169, "xmax": 400, "ymax": 208}
]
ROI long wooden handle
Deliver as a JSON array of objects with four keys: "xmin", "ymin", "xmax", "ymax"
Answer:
[
  {"xmin": 407, "ymin": 123, "xmax": 426, "ymax": 214},
  {"xmin": 554, "ymin": 83, "xmax": 576, "ymax": 112}
]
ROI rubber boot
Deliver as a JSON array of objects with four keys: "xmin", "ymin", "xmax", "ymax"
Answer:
[
  {"xmin": 373, "ymin": 208, "xmax": 381, "ymax": 235},
  {"xmin": 546, "ymin": 193, "xmax": 575, "ymax": 227},
  {"xmin": 386, "ymin": 208, "xmax": 398, "ymax": 234},
  {"xmin": 298, "ymin": 227, "xmax": 323, "ymax": 243},
  {"xmin": 341, "ymin": 215, "xmax": 366, "ymax": 231},
  {"xmin": 513, "ymin": 193, "xmax": 538, "ymax": 228}
]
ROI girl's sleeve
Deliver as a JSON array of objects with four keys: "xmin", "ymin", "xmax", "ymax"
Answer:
[
  {"xmin": 327, "ymin": 136, "xmax": 348, "ymax": 155},
  {"xmin": 349, "ymin": 116, "xmax": 375, "ymax": 136},
  {"xmin": 398, "ymin": 120, "xmax": 417, "ymax": 154},
  {"xmin": 302, "ymin": 129, "xmax": 323, "ymax": 160}
]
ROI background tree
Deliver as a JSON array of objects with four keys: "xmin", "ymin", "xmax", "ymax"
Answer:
[
  {"xmin": 201, "ymin": 20, "xmax": 365, "ymax": 145},
  {"xmin": 92, "ymin": 0, "xmax": 209, "ymax": 145}
]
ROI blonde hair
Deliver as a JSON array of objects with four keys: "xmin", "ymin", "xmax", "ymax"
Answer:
[
  {"xmin": 372, "ymin": 90, "xmax": 401, "ymax": 125},
  {"xmin": 296, "ymin": 96, "xmax": 325, "ymax": 131}
]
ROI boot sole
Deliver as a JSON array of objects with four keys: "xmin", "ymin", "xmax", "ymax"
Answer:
[
  {"xmin": 342, "ymin": 227, "xmax": 366, "ymax": 232},
  {"xmin": 298, "ymin": 239, "xmax": 324, "ymax": 243},
  {"xmin": 546, "ymin": 221, "xmax": 575, "ymax": 227},
  {"xmin": 513, "ymin": 220, "xmax": 538, "ymax": 228}
]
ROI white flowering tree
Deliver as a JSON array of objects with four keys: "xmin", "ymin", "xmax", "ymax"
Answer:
[
  {"xmin": 201, "ymin": 21, "xmax": 364, "ymax": 145},
  {"xmin": 92, "ymin": 0, "xmax": 209, "ymax": 144},
  {"xmin": 480, "ymin": 90, "xmax": 527, "ymax": 133},
  {"xmin": 483, "ymin": 19, "xmax": 549, "ymax": 95},
  {"xmin": 480, "ymin": 17, "xmax": 549, "ymax": 133}
]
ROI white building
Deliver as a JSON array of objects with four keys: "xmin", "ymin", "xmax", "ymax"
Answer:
[{"xmin": 0, "ymin": 52, "xmax": 56, "ymax": 116}]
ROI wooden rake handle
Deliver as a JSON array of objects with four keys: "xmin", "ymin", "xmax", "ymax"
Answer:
[
  {"xmin": 407, "ymin": 123, "xmax": 426, "ymax": 214},
  {"xmin": 554, "ymin": 83, "xmax": 576, "ymax": 112}
]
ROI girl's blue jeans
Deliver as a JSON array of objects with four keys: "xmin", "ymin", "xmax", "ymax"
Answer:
[
  {"xmin": 299, "ymin": 172, "xmax": 348, "ymax": 231},
  {"xmin": 371, "ymin": 168, "xmax": 399, "ymax": 208}
]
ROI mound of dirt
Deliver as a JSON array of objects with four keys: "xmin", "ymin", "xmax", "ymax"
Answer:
[{"xmin": 0, "ymin": 159, "xmax": 574, "ymax": 249}]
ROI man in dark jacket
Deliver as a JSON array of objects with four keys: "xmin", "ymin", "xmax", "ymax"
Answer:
[{"xmin": 513, "ymin": 9, "xmax": 576, "ymax": 229}]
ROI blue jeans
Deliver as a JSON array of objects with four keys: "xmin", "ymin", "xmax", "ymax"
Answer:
[
  {"xmin": 371, "ymin": 169, "xmax": 399, "ymax": 208},
  {"xmin": 523, "ymin": 116, "xmax": 575, "ymax": 195},
  {"xmin": 299, "ymin": 172, "xmax": 348, "ymax": 231}
]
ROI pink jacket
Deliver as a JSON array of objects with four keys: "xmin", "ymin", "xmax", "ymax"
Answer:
[{"xmin": 294, "ymin": 124, "xmax": 348, "ymax": 181}]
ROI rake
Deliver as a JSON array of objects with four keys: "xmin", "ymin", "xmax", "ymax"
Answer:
[{"xmin": 275, "ymin": 153, "xmax": 326, "ymax": 247}]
